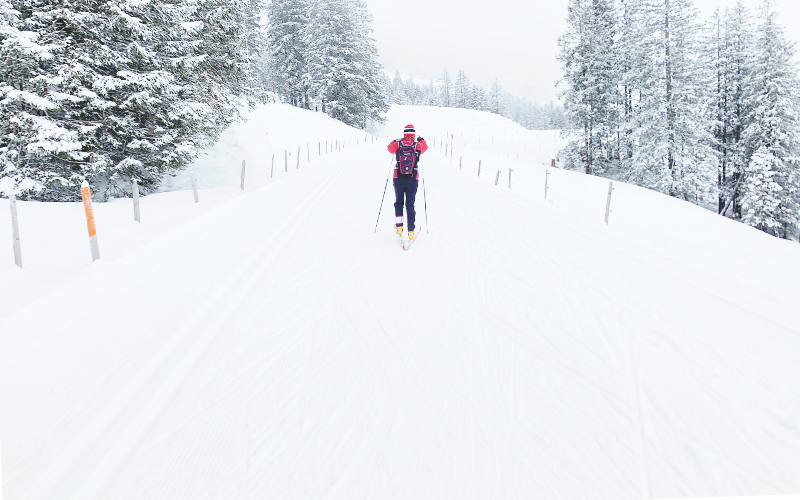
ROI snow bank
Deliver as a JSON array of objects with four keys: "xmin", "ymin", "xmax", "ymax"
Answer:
[{"xmin": 160, "ymin": 103, "xmax": 371, "ymax": 191}]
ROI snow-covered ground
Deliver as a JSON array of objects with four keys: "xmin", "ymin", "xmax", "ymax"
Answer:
[{"xmin": 1, "ymin": 103, "xmax": 799, "ymax": 499}]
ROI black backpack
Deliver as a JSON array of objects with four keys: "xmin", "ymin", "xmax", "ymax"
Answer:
[{"xmin": 396, "ymin": 141, "xmax": 419, "ymax": 175}]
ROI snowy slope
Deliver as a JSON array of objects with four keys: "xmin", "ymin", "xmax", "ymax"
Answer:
[{"xmin": 1, "ymin": 104, "xmax": 799, "ymax": 500}]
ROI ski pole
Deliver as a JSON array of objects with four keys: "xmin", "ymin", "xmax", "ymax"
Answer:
[
  {"xmin": 373, "ymin": 158, "xmax": 394, "ymax": 233},
  {"xmin": 421, "ymin": 164, "xmax": 429, "ymax": 234}
]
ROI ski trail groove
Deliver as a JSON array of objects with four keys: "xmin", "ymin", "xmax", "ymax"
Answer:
[{"xmin": 25, "ymin": 165, "xmax": 346, "ymax": 500}]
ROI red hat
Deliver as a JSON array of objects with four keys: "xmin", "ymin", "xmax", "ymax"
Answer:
[{"xmin": 403, "ymin": 124, "xmax": 415, "ymax": 136}]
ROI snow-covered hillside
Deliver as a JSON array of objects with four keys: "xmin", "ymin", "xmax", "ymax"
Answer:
[{"xmin": 1, "ymin": 104, "xmax": 799, "ymax": 500}]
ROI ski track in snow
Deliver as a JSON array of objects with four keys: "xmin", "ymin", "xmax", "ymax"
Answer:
[{"xmin": 1, "ymin": 105, "xmax": 799, "ymax": 499}]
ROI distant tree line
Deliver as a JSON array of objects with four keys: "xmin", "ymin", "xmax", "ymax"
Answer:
[
  {"xmin": 0, "ymin": 0, "xmax": 268, "ymax": 201},
  {"xmin": 558, "ymin": 0, "xmax": 800, "ymax": 240},
  {"xmin": 385, "ymin": 69, "xmax": 567, "ymax": 131}
]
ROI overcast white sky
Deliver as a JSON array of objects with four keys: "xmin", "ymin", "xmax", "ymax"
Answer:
[{"xmin": 364, "ymin": 0, "xmax": 800, "ymax": 103}]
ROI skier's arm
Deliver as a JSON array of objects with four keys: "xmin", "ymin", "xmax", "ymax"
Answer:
[
  {"xmin": 416, "ymin": 138, "xmax": 428, "ymax": 154},
  {"xmin": 387, "ymin": 140, "xmax": 400, "ymax": 154}
]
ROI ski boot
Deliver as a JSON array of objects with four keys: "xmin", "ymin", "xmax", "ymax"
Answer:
[
  {"xmin": 408, "ymin": 230, "xmax": 415, "ymax": 240},
  {"xmin": 396, "ymin": 225, "xmax": 404, "ymax": 236}
]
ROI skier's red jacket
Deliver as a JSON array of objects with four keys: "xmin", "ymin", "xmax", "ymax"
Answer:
[{"xmin": 387, "ymin": 136, "xmax": 428, "ymax": 179}]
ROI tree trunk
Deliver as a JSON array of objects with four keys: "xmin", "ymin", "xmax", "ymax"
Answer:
[{"xmin": 664, "ymin": 0, "xmax": 676, "ymax": 197}]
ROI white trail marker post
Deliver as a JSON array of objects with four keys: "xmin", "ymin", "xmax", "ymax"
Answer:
[
  {"xmin": 509, "ymin": 169, "xmax": 513, "ymax": 189},
  {"xmin": 191, "ymin": 172, "xmax": 199, "ymax": 203},
  {"xmin": 80, "ymin": 181, "xmax": 100, "ymax": 261},
  {"xmin": 132, "ymin": 179, "xmax": 140, "ymax": 222},
  {"xmin": 9, "ymin": 194, "xmax": 22, "ymax": 267},
  {"xmin": 495, "ymin": 170, "xmax": 501, "ymax": 185},
  {"xmin": 544, "ymin": 168, "xmax": 550, "ymax": 199},
  {"xmin": 284, "ymin": 150, "xmax": 288, "ymax": 172},
  {"xmin": 240, "ymin": 160, "xmax": 246, "ymax": 190},
  {"xmin": 604, "ymin": 182, "xmax": 614, "ymax": 225},
  {"xmin": 271, "ymin": 154, "xmax": 274, "ymax": 178},
  {"xmin": 297, "ymin": 146, "xmax": 300, "ymax": 169},
  {"xmin": 478, "ymin": 160, "xmax": 482, "ymax": 177}
]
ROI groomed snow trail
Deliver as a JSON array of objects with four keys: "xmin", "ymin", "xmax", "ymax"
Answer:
[{"xmin": 1, "ymin": 113, "xmax": 799, "ymax": 499}]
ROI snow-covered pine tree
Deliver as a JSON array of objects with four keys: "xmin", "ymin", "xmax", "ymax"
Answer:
[
  {"xmin": 404, "ymin": 74, "xmax": 419, "ymax": 104},
  {"xmin": 424, "ymin": 79, "xmax": 436, "ymax": 106},
  {"xmin": 617, "ymin": 0, "xmax": 645, "ymax": 175},
  {"xmin": 392, "ymin": 70, "xmax": 409, "ymax": 105},
  {"xmin": 624, "ymin": 0, "xmax": 717, "ymax": 203},
  {"xmin": 453, "ymin": 70, "xmax": 470, "ymax": 109},
  {"xmin": 740, "ymin": 146, "xmax": 785, "ymax": 232},
  {"xmin": 305, "ymin": 0, "xmax": 387, "ymax": 128},
  {"xmin": 0, "ymin": 0, "xmax": 260, "ymax": 200},
  {"xmin": 703, "ymin": 1, "xmax": 755, "ymax": 216},
  {"xmin": 488, "ymin": 78, "xmax": 504, "ymax": 115},
  {"xmin": 438, "ymin": 68, "xmax": 452, "ymax": 107},
  {"xmin": 470, "ymin": 84, "xmax": 487, "ymax": 111},
  {"xmin": 0, "ymin": 0, "xmax": 67, "ymax": 197},
  {"xmin": 267, "ymin": 0, "xmax": 310, "ymax": 107},
  {"xmin": 557, "ymin": 0, "xmax": 619, "ymax": 175},
  {"xmin": 741, "ymin": 0, "xmax": 800, "ymax": 239},
  {"xmin": 238, "ymin": 0, "xmax": 271, "ymax": 95}
]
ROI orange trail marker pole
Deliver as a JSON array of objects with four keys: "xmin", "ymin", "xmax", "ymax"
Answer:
[{"xmin": 80, "ymin": 181, "xmax": 100, "ymax": 261}]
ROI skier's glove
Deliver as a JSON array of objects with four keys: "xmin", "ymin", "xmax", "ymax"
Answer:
[{"xmin": 417, "ymin": 136, "xmax": 424, "ymax": 142}]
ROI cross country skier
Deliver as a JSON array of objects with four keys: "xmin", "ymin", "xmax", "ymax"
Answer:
[{"xmin": 387, "ymin": 124, "xmax": 428, "ymax": 240}]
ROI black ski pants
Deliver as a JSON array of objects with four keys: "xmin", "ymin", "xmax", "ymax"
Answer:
[{"xmin": 393, "ymin": 177, "xmax": 418, "ymax": 231}]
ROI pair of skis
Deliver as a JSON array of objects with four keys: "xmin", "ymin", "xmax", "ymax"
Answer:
[{"xmin": 398, "ymin": 226, "xmax": 422, "ymax": 251}]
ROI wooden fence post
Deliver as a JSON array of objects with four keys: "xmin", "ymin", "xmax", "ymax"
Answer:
[
  {"xmin": 605, "ymin": 182, "xmax": 614, "ymax": 225},
  {"xmin": 132, "ymin": 179, "xmax": 140, "ymax": 222},
  {"xmin": 240, "ymin": 160, "xmax": 246, "ymax": 190},
  {"xmin": 9, "ymin": 194, "xmax": 22, "ymax": 267},
  {"xmin": 191, "ymin": 172, "xmax": 199, "ymax": 203},
  {"xmin": 544, "ymin": 168, "xmax": 550, "ymax": 199},
  {"xmin": 551, "ymin": 159, "xmax": 556, "ymax": 168},
  {"xmin": 494, "ymin": 170, "xmax": 501, "ymax": 185},
  {"xmin": 80, "ymin": 181, "xmax": 100, "ymax": 261}
]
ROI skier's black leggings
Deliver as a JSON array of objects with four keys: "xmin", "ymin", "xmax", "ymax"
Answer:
[{"xmin": 393, "ymin": 177, "xmax": 418, "ymax": 231}]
